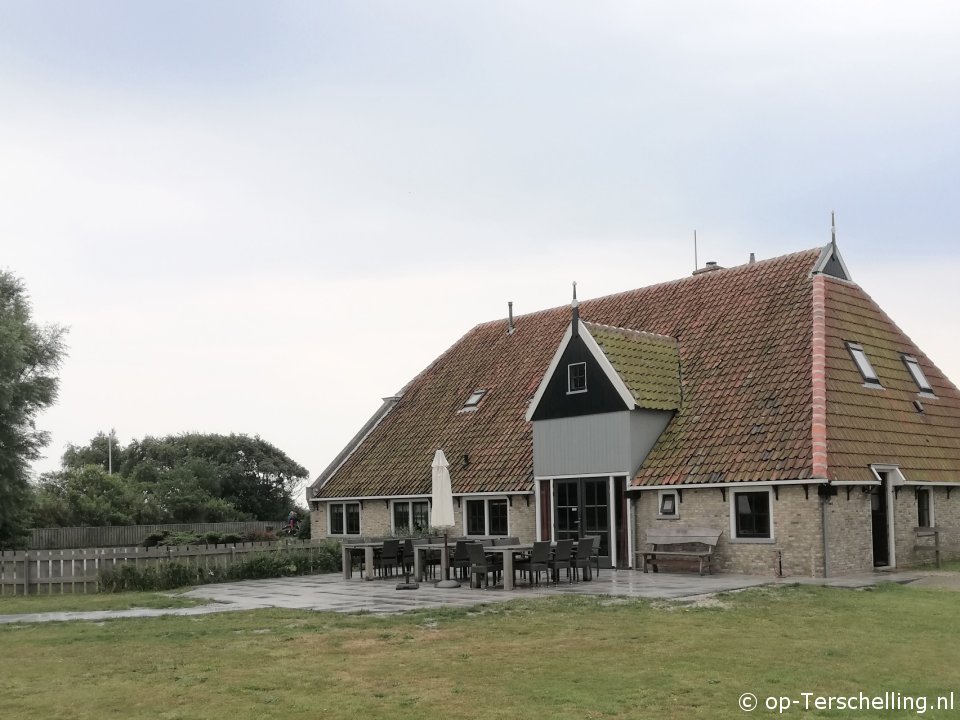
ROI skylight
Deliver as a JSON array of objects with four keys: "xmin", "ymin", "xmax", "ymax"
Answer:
[
  {"xmin": 902, "ymin": 355, "xmax": 934, "ymax": 394},
  {"xmin": 462, "ymin": 389, "xmax": 486, "ymax": 410},
  {"xmin": 846, "ymin": 342, "xmax": 881, "ymax": 386}
]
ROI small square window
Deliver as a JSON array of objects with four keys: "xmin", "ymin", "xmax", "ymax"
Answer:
[
  {"xmin": 902, "ymin": 355, "xmax": 933, "ymax": 394},
  {"xmin": 658, "ymin": 491, "xmax": 677, "ymax": 517},
  {"xmin": 846, "ymin": 342, "xmax": 881, "ymax": 386},
  {"xmin": 461, "ymin": 389, "xmax": 486, "ymax": 411},
  {"xmin": 568, "ymin": 362, "xmax": 587, "ymax": 393}
]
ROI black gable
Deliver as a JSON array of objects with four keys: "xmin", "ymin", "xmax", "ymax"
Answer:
[{"xmin": 530, "ymin": 333, "xmax": 629, "ymax": 421}]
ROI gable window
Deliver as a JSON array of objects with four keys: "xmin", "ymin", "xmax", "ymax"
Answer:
[
  {"xmin": 657, "ymin": 490, "xmax": 678, "ymax": 518},
  {"xmin": 846, "ymin": 342, "xmax": 881, "ymax": 386},
  {"xmin": 731, "ymin": 490, "xmax": 772, "ymax": 540},
  {"xmin": 464, "ymin": 498, "xmax": 509, "ymax": 536},
  {"xmin": 902, "ymin": 355, "xmax": 934, "ymax": 394},
  {"xmin": 460, "ymin": 389, "xmax": 487, "ymax": 412},
  {"xmin": 393, "ymin": 500, "xmax": 430, "ymax": 533},
  {"xmin": 329, "ymin": 502, "xmax": 361, "ymax": 535},
  {"xmin": 567, "ymin": 362, "xmax": 587, "ymax": 393},
  {"xmin": 917, "ymin": 488, "xmax": 933, "ymax": 528}
]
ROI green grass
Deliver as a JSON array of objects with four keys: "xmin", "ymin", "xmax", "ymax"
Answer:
[
  {"xmin": 2, "ymin": 584, "xmax": 960, "ymax": 719},
  {"xmin": 0, "ymin": 591, "xmax": 207, "ymax": 615}
]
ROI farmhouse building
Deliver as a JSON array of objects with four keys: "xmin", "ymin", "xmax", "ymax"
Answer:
[{"xmin": 308, "ymin": 243, "xmax": 960, "ymax": 576}]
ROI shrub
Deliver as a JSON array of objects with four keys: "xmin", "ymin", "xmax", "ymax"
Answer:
[
  {"xmin": 141, "ymin": 532, "xmax": 168, "ymax": 548},
  {"xmin": 98, "ymin": 542, "xmax": 342, "ymax": 592},
  {"xmin": 204, "ymin": 531, "xmax": 224, "ymax": 545},
  {"xmin": 243, "ymin": 529, "xmax": 277, "ymax": 543}
]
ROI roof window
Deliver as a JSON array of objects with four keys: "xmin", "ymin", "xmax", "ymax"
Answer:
[
  {"xmin": 845, "ymin": 342, "xmax": 881, "ymax": 386},
  {"xmin": 902, "ymin": 355, "xmax": 934, "ymax": 394},
  {"xmin": 460, "ymin": 389, "xmax": 487, "ymax": 412}
]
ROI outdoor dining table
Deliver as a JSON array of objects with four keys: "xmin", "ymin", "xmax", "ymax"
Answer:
[{"xmin": 341, "ymin": 541, "xmax": 383, "ymax": 581}]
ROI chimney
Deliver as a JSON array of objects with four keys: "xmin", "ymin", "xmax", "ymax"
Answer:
[
  {"xmin": 507, "ymin": 301, "xmax": 515, "ymax": 334},
  {"xmin": 749, "ymin": 252, "xmax": 756, "ymax": 264},
  {"xmin": 692, "ymin": 261, "xmax": 725, "ymax": 276}
]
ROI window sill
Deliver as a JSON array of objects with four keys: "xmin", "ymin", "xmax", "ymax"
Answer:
[
  {"xmin": 862, "ymin": 382, "xmax": 884, "ymax": 390},
  {"xmin": 730, "ymin": 537, "xmax": 775, "ymax": 544},
  {"xmin": 656, "ymin": 515, "xmax": 680, "ymax": 521},
  {"xmin": 566, "ymin": 389, "xmax": 588, "ymax": 395}
]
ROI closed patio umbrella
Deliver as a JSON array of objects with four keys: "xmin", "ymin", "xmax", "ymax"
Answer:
[{"xmin": 432, "ymin": 449, "xmax": 460, "ymax": 588}]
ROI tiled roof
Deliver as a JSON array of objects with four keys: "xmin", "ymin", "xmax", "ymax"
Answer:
[
  {"xmin": 823, "ymin": 277, "xmax": 960, "ymax": 482},
  {"xmin": 582, "ymin": 322, "xmax": 681, "ymax": 411},
  {"xmin": 313, "ymin": 248, "xmax": 827, "ymax": 498}
]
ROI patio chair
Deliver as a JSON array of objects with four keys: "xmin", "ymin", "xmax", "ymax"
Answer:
[
  {"xmin": 451, "ymin": 541, "xmax": 472, "ymax": 580},
  {"xmin": 376, "ymin": 539, "xmax": 400, "ymax": 577},
  {"xmin": 548, "ymin": 539, "xmax": 575, "ymax": 584},
  {"xmin": 514, "ymin": 541, "xmax": 552, "ymax": 586},
  {"xmin": 467, "ymin": 542, "xmax": 503, "ymax": 589},
  {"xmin": 571, "ymin": 536, "xmax": 595, "ymax": 582},
  {"xmin": 584, "ymin": 535, "xmax": 602, "ymax": 577}
]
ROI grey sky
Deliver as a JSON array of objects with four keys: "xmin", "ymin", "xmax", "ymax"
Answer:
[{"xmin": 2, "ymin": 2, "xmax": 959, "ymax": 496}]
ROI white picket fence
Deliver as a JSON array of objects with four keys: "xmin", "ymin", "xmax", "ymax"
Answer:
[{"xmin": 0, "ymin": 540, "xmax": 315, "ymax": 595}]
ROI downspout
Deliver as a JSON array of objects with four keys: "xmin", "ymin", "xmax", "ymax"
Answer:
[{"xmin": 821, "ymin": 492, "xmax": 830, "ymax": 578}]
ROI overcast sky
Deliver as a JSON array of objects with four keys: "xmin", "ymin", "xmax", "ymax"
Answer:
[{"xmin": 2, "ymin": 2, "xmax": 959, "ymax": 499}]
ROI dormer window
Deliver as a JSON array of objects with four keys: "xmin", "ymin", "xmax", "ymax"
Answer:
[
  {"xmin": 902, "ymin": 355, "xmax": 934, "ymax": 394},
  {"xmin": 567, "ymin": 362, "xmax": 587, "ymax": 394},
  {"xmin": 460, "ymin": 389, "xmax": 487, "ymax": 412},
  {"xmin": 846, "ymin": 342, "xmax": 881, "ymax": 387}
]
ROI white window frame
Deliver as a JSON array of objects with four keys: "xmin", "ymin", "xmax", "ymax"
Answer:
[
  {"xmin": 657, "ymin": 490, "xmax": 679, "ymax": 519},
  {"xmin": 846, "ymin": 342, "xmax": 881, "ymax": 387},
  {"xmin": 902, "ymin": 355, "xmax": 934, "ymax": 395},
  {"xmin": 462, "ymin": 496, "xmax": 510, "ymax": 537},
  {"xmin": 391, "ymin": 499, "xmax": 431, "ymax": 534},
  {"xmin": 567, "ymin": 362, "xmax": 587, "ymax": 394},
  {"xmin": 729, "ymin": 488, "xmax": 775, "ymax": 543},
  {"xmin": 327, "ymin": 501, "xmax": 361, "ymax": 536}
]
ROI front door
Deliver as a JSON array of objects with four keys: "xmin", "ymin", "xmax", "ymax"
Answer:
[
  {"xmin": 871, "ymin": 478, "xmax": 889, "ymax": 567},
  {"xmin": 554, "ymin": 478, "xmax": 611, "ymax": 566}
]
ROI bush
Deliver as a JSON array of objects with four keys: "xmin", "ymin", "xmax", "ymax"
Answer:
[
  {"xmin": 204, "ymin": 531, "xmax": 224, "ymax": 545},
  {"xmin": 98, "ymin": 542, "xmax": 342, "ymax": 592},
  {"xmin": 141, "ymin": 532, "xmax": 167, "ymax": 548},
  {"xmin": 243, "ymin": 529, "xmax": 277, "ymax": 543}
]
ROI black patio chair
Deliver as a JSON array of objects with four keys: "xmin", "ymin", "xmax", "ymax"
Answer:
[
  {"xmin": 572, "ymin": 536, "xmax": 595, "ymax": 582},
  {"xmin": 548, "ymin": 539, "xmax": 575, "ymax": 584},
  {"xmin": 514, "ymin": 541, "xmax": 552, "ymax": 586},
  {"xmin": 584, "ymin": 535, "xmax": 602, "ymax": 577},
  {"xmin": 451, "ymin": 541, "xmax": 472, "ymax": 580},
  {"xmin": 376, "ymin": 539, "xmax": 400, "ymax": 577},
  {"xmin": 467, "ymin": 542, "xmax": 503, "ymax": 589}
]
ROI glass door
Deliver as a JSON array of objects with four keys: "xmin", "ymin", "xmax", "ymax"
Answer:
[{"xmin": 553, "ymin": 477, "xmax": 611, "ymax": 566}]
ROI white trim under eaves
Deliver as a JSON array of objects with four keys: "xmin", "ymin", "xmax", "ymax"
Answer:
[
  {"xmin": 313, "ymin": 491, "xmax": 534, "ymax": 503},
  {"xmin": 629, "ymin": 478, "xmax": 828, "ymax": 491},
  {"xmin": 535, "ymin": 472, "xmax": 629, "ymax": 481},
  {"xmin": 901, "ymin": 481, "xmax": 960, "ymax": 487},
  {"xmin": 831, "ymin": 480, "xmax": 880, "ymax": 486}
]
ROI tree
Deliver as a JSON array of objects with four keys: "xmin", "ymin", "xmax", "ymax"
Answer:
[
  {"xmin": 52, "ymin": 432, "xmax": 308, "ymax": 524},
  {"xmin": 0, "ymin": 271, "xmax": 66, "ymax": 548}
]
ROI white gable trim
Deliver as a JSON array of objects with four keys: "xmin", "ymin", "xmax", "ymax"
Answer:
[
  {"xmin": 811, "ymin": 241, "xmax": 853, "ymax": 281},
  {"xmin": 525, "ymin": 320, "xmax": 636, "ymax": 421}
]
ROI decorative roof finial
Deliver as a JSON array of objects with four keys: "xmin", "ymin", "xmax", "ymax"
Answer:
[
  {"xmin": 571, "ymin": 281, "xmax": 580, "ymax": 336},
  {"xmin": 831, "ymin": 210, "xmax": 837, "ymax": 248}
]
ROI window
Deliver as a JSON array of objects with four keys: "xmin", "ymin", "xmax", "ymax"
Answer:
[
  {"xmin": 846, "ymin": 342, "xmax": 881, "ymax": 386},
  {"xmin": 902, "ymin": 355, "xmax": 934, "ymax": 394},
  {"xmin": 658, "ymin": 490, "xmax": 678, "ymax": 517},
  {"xmin": 329, "ymin": 502, "xmax": 360, "ymax": 535},
  {"xmin": 393, "ymin": 500, "xmax": 430, "ymax": 533},
  {"xmin": 732, "ymin": 490, "xmax": 771, "ymax": 540},
  {"xmin": 460, "ymin": 389, "xmax": 487, "ymax": 412},
  {"xmin": 917, "ymin": 488, "xmax": 933, "ymax": 528},
  {"xmin": 568, "ymin": 362, "xmax": 587, "ymax": 393},
  {"xmin": 464, "ymin": 498, "xmax": 509, "ymax": 536}
]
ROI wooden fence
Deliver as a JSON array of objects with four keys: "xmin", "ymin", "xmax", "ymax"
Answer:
[
  {"xmin": 0, "ymin": 540, "xmax": 315, "ymax": 596},
  {"xmin": 28, "ymin": 522, "xmax": 279, "ymax": 550}
]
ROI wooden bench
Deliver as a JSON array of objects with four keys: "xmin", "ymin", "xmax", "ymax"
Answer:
[{"xmin": 639, "ymin": 527, "xmax": 723, "ymax": 576}]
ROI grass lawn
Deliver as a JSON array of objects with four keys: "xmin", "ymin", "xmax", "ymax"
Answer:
[
  {"xmin": 2, "ymin": 583, "xmax": 959, "ymax": 719},
  {"xmin": 0, "ymin": 591, "xmax": 208, "ymax": 615}
]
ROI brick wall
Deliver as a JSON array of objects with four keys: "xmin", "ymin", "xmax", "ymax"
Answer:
[
  {"xmin": 821, "ymin": 489, "xmax": 873, "ymax": 574},
  {"xmin": 634, "ymin": 486, "xmax": 826, "ymax": 577},
  {"xmin": 894, "ymin": 486, "xmax": 960, "ymax": 567},
  {"xmin": 311, "ymin": 495, "xmax": 536, "ymax": 543}
]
